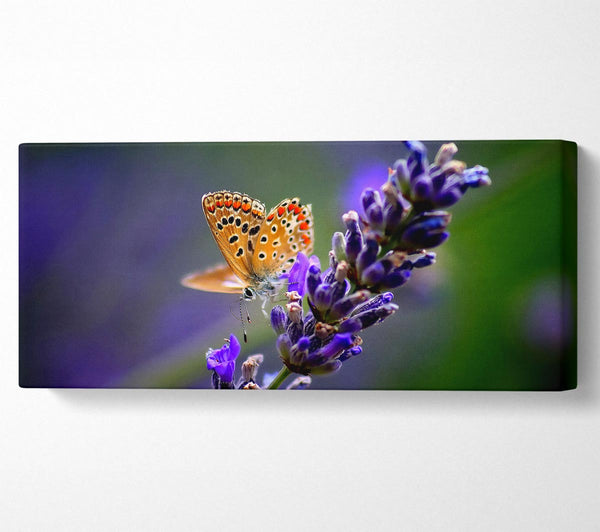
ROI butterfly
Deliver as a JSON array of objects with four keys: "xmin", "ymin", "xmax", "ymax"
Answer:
[{"xmin": 181, "ymin": 191, "xmax": 314, "ymax": 300}]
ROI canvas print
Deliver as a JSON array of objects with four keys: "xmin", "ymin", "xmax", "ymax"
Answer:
[{"xmin": 19, "ymin": 141, "xmax": 577, "ymax": 390}]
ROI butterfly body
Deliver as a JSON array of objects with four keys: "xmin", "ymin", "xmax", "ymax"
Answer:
[{"xmin": 182, "ymin": 190, "xmax": 314, "ymax": 297}]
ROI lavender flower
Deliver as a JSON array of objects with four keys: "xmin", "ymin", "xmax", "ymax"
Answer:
[
  {"xmin": 206, "ymin": 334, "xmax": 240, "ymax": 389},
  {"xmin": 358, "ymin": 142, "xmax": 490, "ymax": 244},
  {"xmin": 401, "ymin": 211, "xmax": 451, "ymax": 249},
  {"xmin": 286, "ymin": 251, "xmax": 310, "ymax": 296},
  {"xmin": 206, "ymin": 340, "xmax": 271, "ymax": 389},
  {"xmin": 333, "ymin": 214, "xmax": 438, "ymax": 290},
  {"xmin": 200, "ymin": 141, "xmax": 490, "ymax": 389},
  {"xmin": 333, "ymin": 142, "xmax": 491, "ymax": 290},
  {"xmin": 273, "ymin": 318, "xmax": 354, "ymax": 375},
  {"xmin": 270, "ymin": 258, "xmax": 399, "ymax": 376},
  {"xmin": 391, "ymin": 141, "xmax": 491, "ymax": 212}
]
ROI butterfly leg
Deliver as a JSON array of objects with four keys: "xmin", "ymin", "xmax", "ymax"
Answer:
[{"xmin": 259, "ymin": 294, "xmax": 270, "ymax": 319}]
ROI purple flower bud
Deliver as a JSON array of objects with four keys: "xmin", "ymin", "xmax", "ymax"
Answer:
[
  {"xmin": 329, "ymin": 290, "xmax": 370, "ymax": 320},
  {"xmin": 338, "ymin": 316, "xmax": 362, "ymax": 334},
  {"xmin": 403, "ymin": 141, "xmax": 434, "ymax": 201},
  {"xmin": 381, "ymin": 268, "xmax": 411, "ymax": 289},
  {"xmin": 365, "ymin": 202, "xmax": 384, "ymax": 228},
  {"xmin": 313, "ymin": 283, "xmax": 334, "ymax": 312},
  {"xmin": 307, "ymin": 334, "xmax": 323, "ymax": 353},
  {"xmin": 429, "ymin": 165, "xmax": 446, "ymax": 191},
  {"xmin": 328, "ymin": 249, "xmax": 338, "ymax": 272},
  {"xmin": 405, "ymin": 140, "xmax": 429, "ymax": 180},
  {"xmin": 352, "ymin": 292, "xmax": 394, "ymax": 315},
  {"xmin": 345, "ymin": 232, "xmax": 363, "ymax": 263},
  {"xmin": 392, "ymin": 158, "xmax": 410, "ymax": 193},
  {"xmin": 402, "ymin": 212, "xmax": 451, "ymax": 249},
  {"xmin": 381, "ymin": 182, "xmax": 411, "ymax": 231},
  {"xmin": 411, "ymin": 175, "xmax": 433, "ymax": 200},
  {"xmin": 270, "ymin": 305, "xmax": 287, "ymax": 335},
  {"xmin": 361, "ymin": 261, "xmax": 386, "ymax": 286},
  {"xmin": 412, "ymin": 252, "xmax": 436, "ymax": 268},
  {"xmin": 286, "ymin": 302, "xmax": 304, "ymax": 344},
  {"xmin": 296, "ymin": 336, "xmax": 310, "ymax": 351},
  {"xmin": 382, "ymin": 205, "xmax": 403, "ymax": 234},
  {"xmin": 348, "ymin": 346, "xmax": 363, "ymax": 358},
  {"xmin": 319, "ymin": 333, "xmax": 354, "ymax": 359},
  {"xmin": 287, "ymin": 251, "xmax": 309, "ymax": 296},
  {"xmin": 287, "ymin": 323, "xmax": 303, "ymax": 345},
  {"xmin": 276, "ymin": 334, "xmax": 292, "ymax": 358},
  {"xmin": 343, "ymin": 211, "xmax": 363, "ymax": 263},
  {"xmin": 319, "ymin": 257, "xmax": 337, "ymax": 287},
  {"xmin": 362, "ymin": 188, "xmax": 384, "ymax": 229},
  {"xmin": 290, "ymin": 336, "xmax": 310, "ymax": 366},
  {"xmin": 399, "ymin": 259, "xmax": 414, "ymax": 270},
  {"xmin": 343, "ymin": 209, "xmax": 361, "ymax": 232},
  {"xmin": 353, "ymin": 303, "xmax": 398, "ymax": 329},
  {"xmin": 329, "ymin": 279, "xmax": 350, "ymax": 305},
  {"xmin": 361, "ymin": 188, "xmax": 379, "ymax": 213},
  {"xmin": 339, "ymin": 345, "xmax": 363, "ymax": 362},
  {"xmin": 462, "ymin": 165, "xmax": 491, "ymax": 187},
  {"xmin": 303, "ymin": 313, "xmax": 316, "ymax": 336},
  {"xmin": 405, "ymin": 230, "xmax": 449, "ymax": 249},
  {"xmin": 377, "ymin": 250, "xmax": 404, "ymax": 269},
  {"xmin": 306, "ymin": 264, "xmax": 322, "ymax": 299},
  {"xmin": 434, "ymin": 186, "xmax": 463, "ymax": 208},
  {"xmin": 356, "ymin": 237, "xmax": 379, "ymax": 276}
]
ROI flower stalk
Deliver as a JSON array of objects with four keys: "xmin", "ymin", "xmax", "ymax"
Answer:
[{"xmin": 267, "ymin": 366, "xmax": 292, "ymax": 390}]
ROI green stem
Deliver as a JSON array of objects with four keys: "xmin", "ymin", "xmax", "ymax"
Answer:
[{"xmin": 267, "ymin": 366, "xmax": 292, "ymax": 389}]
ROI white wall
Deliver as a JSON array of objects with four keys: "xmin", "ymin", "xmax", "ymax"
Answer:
[{"xmin": 2, "ymin": 1, "xmax": 599, "ymax": 530}]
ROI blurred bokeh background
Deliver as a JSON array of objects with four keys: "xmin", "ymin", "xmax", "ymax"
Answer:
[{"xmin": 19, "ymin": 141, "xmax": 576, "ymax": 389}]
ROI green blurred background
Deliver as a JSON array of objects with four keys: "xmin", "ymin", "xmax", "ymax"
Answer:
[{"xmin": 19, "ymin": 141, "xmax": 576, "ymax": 389}]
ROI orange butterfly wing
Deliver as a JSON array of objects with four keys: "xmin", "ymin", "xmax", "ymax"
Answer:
[
  {"xmin": 181, "ymin": 262, "xmax": 246, "ymax": 294},
  {"xmin": 251, "ymin": 197, "xmax": 314, "ymax": 278},
  {"xmin": 201, "ymin": 191, "xmax": 266, "ymax": 286}
]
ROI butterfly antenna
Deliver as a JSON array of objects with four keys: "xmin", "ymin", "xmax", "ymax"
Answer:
[
  {"xmin": 229, "ymin": 303, "xmax": 244, "ymax": 322},
  {"xmin": 239, "ymin": 297, "xmax": 248, "ymax": 343},
  {"xmin": 243, "ymin": 298, "xmax": 251, "ymax": 323}
]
